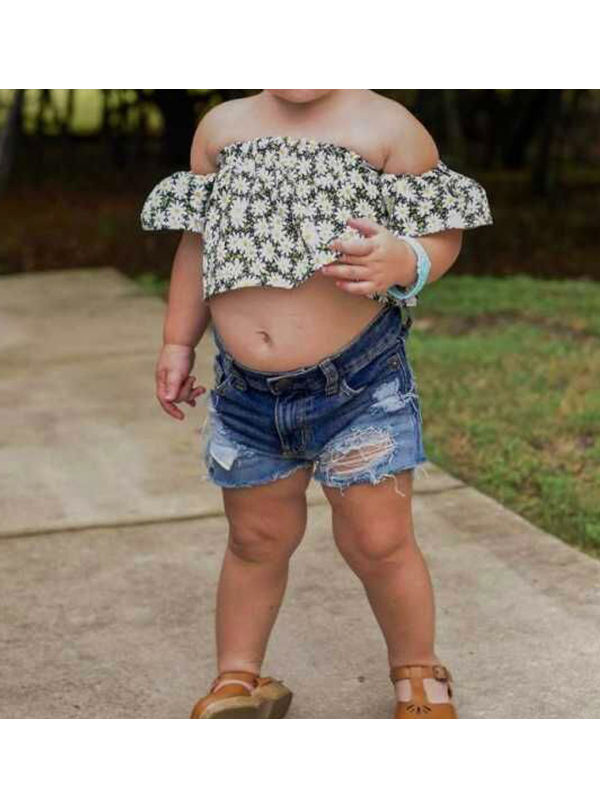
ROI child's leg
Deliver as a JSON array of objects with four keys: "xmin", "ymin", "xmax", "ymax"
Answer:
[
  {"xmin": 322, "ymin": 470, "xmax": 449, "ymax": 703},
  {"xmin": 214, "ymin": 466, "xmax": 313, "ymax": 682}
]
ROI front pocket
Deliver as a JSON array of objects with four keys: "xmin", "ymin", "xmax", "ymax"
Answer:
[
  {"xmin": 339, "ymin": 342, "xmax": 411, "ymax": 398},
  {"xmin": 339, "ymin": 376, "xmax": 368, "ymax": 398}
]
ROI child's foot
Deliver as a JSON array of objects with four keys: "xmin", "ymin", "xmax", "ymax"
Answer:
[
  {"xmin": 390, "ymin": 664, "xmax": 458, "ymax": 718},
  {"xmin": 190, "ymin": 670, "xmax": 293, "ymax": 719}
]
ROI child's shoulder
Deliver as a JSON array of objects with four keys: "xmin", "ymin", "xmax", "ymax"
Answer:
[
  {"xmin": 367, "ymin": 92, "xmax": 440, "ymax": 174},
  {"xmin": 191, "ymin": 94, "xmax": 258, "ymax": 173}
]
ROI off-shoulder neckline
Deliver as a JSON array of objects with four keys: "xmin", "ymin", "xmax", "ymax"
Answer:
[
  {"xmin": 216, "ymin": 135, "xmax": 383, "ymax": 173},
  {"xmin": 215, "ymin": 134, "xmax": 445, "ymax": 178}
]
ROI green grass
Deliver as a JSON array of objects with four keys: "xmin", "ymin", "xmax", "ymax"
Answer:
[
  {"xmin": 133, "ymin": 272, "xmax": 169, "ymax": 297},
  {"xmin": 411, "ymin": 275, "xmax": 600, "ymax": 556}
]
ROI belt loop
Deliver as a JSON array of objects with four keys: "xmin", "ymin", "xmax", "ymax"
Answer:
[
  {"xmin": 222, "ymin": 351, "xmax": 234, "ymax": 373},
  {"xmin": 318, "ymin": 357, "xmax": 339, "ymax": 396}
]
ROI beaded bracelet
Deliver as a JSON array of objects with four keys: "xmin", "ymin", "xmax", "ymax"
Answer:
[{"xmin": 385, "ymin": 235, "xmax": 431, "ymax": 303}]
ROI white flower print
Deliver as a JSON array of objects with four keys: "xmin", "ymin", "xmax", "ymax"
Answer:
[
  {"xmin": 191, "ymin": 187, "xmax": 207, "ymax": 209},
  {"xmin": 255, "ymin": 218, "xmax": 271, "ymax": 239},
  {"xmin": 239, "ymin": 235, "xmax": 255, "ymax": 258},
  {"xmin": 229, "ymin": 233, "xmax": 244, "ymax": 253},
  {"xmin": 247, "ymin": 258, "xmax": 263, "ymax": 277},
  {"xmin": 447, "ymin": 208, "xmax": 467, "ymax": 227},
  {"xmin": 270, "ymin": 216, "xmax": 286, "ymax": 242},
  {"xmin": 279, "ymin": 235, "xmax": 294, "ymax": 256},
  {"xmin": 297, "ymin": 158, "xmax": 311, "ymax": 177},
  {"xmin": 252, "ymin": 198, "xmax": 268, "ymax": 216},
  {"xmin": 300, "ymin": 220, "xmax": 321, "ymax": 248},
  {"xmin": 315, "ymin": 193, "xmax": 334, "ymax": 216},
  {"xmin": 240, "ymin": 157, "xmax": 256, "ymax": 175},
  {"xmin": 296, "ymin": 180, "xmax": 311, "ymax": 199},
  {"xmin": 349, "ymin": 169, "xmax": 364, "ymax": 187},
  {"xmin": 173, "ymin": 174, "xmax": 189, "ymax": 199},
  {"xmin": 257, "ymin": 166, "xmax": 271, "ymax": 183},
  {"xmin": 232, "ymin": 175, "xmax": 250, "ymax": 195},
  {"xmin": 365, "ymin": 182, "xmax": 380, "ymax": 201},
  {"xmin": 261, "ymin": 241, "xmax": 277, "ymax": 262},
  {"xmin": 167, "ymin": 203, "xmax": 187, "ymax": 228},
  {"xmin": 314, "ymin": 153, "xmax": 328, "ymax": 173},
  {"xmin": 318, "ymin": 220, "xmax": 336, "ymax": 244},
  {"xmin": 335, "ymin": 207, "xmax": 352, "ymax": 225},
  {"xmin": 277, "ymin": 255, "xmax": 294, "ymax": 274},
  {"xmin": 393, "ymin": 206, "xmax": 411, "ymax": 227},
  {"xmin": 339, "ymin": 184, "xmax": 355, "ymax": 203},
  {"xmin": 293, "ymin": 201, "xmax": 314, "ymax": 219},
  {"xmin": 356, "ymin": 200, "xmax": 376, "ymax": 219},
  {"xmin": 230, "ymin": 198, "xmax": 247, "ymax": 228},
  {"xmin": 141, "ymin": 137, "xmax": 493, "ymax": 306}
]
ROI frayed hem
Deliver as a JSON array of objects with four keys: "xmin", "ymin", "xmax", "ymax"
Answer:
[
  {"xmin": 316, "ymin": 460, "xmax": 427, "ymax": 498},
  {"xmin": 201, "ymin": 459, "xmax": 314, "ymax": 490}
]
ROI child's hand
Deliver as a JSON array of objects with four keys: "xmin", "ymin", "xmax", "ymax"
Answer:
[
  {"xmin": 320, "ymin": 218, "xmax": 418, "ymax": 295},
  {"xmin": 155, "ymin": 344, "xmax": 206, "ymax": 421}
]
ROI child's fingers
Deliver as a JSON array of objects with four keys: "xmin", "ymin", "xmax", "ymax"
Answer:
[
  {"xmin": 157, "ymin": 395, "xmax": 185, "ymax": 421},
  {"xmin": 185, "ymin": 385, "xmax": 206, "ymax": 406},
  {"xmin": 177, "ymin": 375, "xmax": 196, "ymax": 402}
]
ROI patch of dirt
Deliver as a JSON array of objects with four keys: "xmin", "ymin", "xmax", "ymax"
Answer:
[{"xmin": 415, "ymin": 312, "xmax": 599, "ymax": 341}]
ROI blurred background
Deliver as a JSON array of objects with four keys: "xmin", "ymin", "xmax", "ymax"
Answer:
[
  {"xmin": 1, "ymin": 89, "xmax": 599, "ymax": 555},
  {"xmin": 1, "ymin": 89, "xmax": 599, "ymax": 281}
]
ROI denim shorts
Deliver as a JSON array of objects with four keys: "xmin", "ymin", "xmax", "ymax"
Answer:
[{"xmin": 198, "ymin": 304, "xmax": 428, "ymax": 495}]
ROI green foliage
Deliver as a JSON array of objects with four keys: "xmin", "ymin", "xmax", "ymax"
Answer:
[{"xmin": 133, "ymin": 272, "xmax": 169, "ymax": 297}]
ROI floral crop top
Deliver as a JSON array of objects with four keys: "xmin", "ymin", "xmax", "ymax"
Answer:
[{"xmin": 140, "ymin": 135, "xmax": 493, "ymax": 308}]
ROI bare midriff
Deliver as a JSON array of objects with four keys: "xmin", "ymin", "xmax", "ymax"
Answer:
[{"xmin": 207, "ymin": 271, "xmax": 384, "ymax": 372}]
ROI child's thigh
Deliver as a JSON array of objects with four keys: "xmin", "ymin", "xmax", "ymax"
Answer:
[{"xmin": 221, "ymin": 465, "xmax": 314, "ymax": 546}]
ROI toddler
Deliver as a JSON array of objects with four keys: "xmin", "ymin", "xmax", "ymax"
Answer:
[{"xmin": 141, "ymin": 89, "xmax": 493, "ymax": 718}]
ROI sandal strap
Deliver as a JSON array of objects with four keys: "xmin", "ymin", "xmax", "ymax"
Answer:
[
  {"xmin": 256, "ymin": 676, "xmax": 276, "ymax": 687},
  {"xmin": 389, "ymin": 664, "xmax": 453, "ymax": 684},
  {"xmin": 210, "ymin": 670, "xmax": 260, "ymax": 693}
]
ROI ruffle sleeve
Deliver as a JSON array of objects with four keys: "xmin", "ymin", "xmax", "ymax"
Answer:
[
  {"xmin": 140, "ymin": 170, "xmax": 217, "ymax": 234},
  {"xmin": 379, "ymin": 159, "xmax": 493, "ymax": 238}
]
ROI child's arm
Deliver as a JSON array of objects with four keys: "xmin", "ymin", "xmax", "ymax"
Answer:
[{"xmin": 155, "ymin": 115, "xmax": 217, "ymax": 421}]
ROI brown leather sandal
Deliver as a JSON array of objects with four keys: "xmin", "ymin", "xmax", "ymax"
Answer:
[
  {"xmin": 390, "ymin": 664, "xmax": 458, "ymax": 719},
  {"xmin": 190, "ymin": 670, "xmax": 293, "ymax": 719}
]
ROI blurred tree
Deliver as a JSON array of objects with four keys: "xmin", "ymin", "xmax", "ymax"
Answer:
[
  {"xmin": 0, "ymin": 89, "xmax": 24, "ymax": 191},
  {"xmin": 140, "ymin": 90, "xmax": 249, "ymax": 165}
]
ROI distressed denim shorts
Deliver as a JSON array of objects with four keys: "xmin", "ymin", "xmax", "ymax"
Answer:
[{"xmin": 198, "ymin": 304, "xmax": 428, "ymax": 495}]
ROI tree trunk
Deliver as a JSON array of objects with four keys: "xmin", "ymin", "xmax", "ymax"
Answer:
[
  {"xmin": 443, "ymin": 89, "xmax": 466, "ymax": 164},
  {"xmin": 0, "ymin": 89, "xmax": 24, "ymax": 193},
  {"xmin": 502, "ymin": 90, "xmax": 549, "ymax": 168},
  {"xmin": 532, "ymin": 90, "xmax": 563, "ymax": 196}
]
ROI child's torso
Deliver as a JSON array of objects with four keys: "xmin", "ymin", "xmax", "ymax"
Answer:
[{"xmin": 208, "ymin": 269, "xmax": 383, "ymax": 371}]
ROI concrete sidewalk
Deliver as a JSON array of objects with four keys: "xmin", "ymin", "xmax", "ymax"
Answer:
[{"xmin": 1, "ymin": 268, "xmax": 599, "ymax": 718}]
